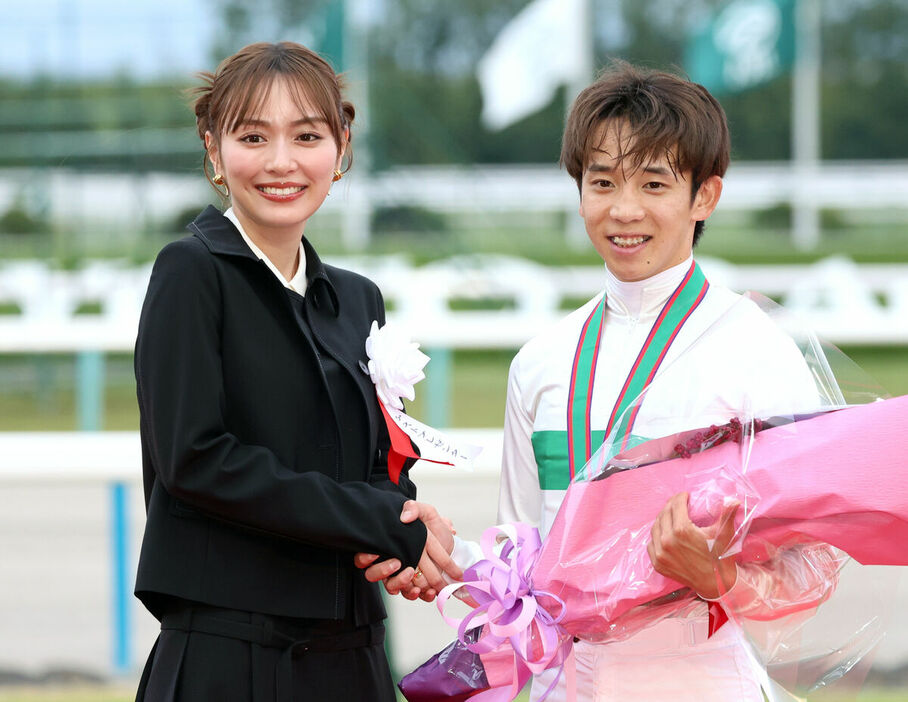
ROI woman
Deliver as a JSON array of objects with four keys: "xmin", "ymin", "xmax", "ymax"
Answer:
[{"xmin": 134, "ymin": 41, "xmax": 450, "ymax": 701}]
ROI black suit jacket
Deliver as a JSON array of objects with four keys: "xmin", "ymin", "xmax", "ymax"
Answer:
[{"xmin": 134, "ymin": 206, "xmax": 426, "ymax": 622}]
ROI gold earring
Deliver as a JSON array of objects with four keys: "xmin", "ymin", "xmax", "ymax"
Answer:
[
  {"xmin": 213, "ymin": 173, "xmax": 230, "ymax": 197},
  {"xmin": 332, "ymin": 170, "xmax": 343, "ymax": 182}
]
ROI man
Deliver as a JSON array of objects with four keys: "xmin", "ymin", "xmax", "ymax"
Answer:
[
  {"xmin": 492, "ymin": 61, "xmax": 838, "ymax": 701},
  {"xmin": 362, "ymin": 61, "xmax": 835, "ymax": 700}
]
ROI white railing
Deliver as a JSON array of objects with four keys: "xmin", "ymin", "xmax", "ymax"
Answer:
[
  {"xmin": 2, "ymin": 254, "xmax": 905, "ymax": 432},
  {"xmin": 1, "ymin": 256, "xmax": 907, "ymax": 352}
]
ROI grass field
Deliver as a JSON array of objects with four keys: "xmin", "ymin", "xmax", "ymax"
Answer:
[
  {"xmin": 0, "ymin": 345, "xmax": 906, "ymax": 432},
  {"xmin": 4, "ymin": 209, "xmax": 908, "ymax": 268},
  {"xmin": 0, "ymin": 690, "xmax": 130, "ymax": 702}
]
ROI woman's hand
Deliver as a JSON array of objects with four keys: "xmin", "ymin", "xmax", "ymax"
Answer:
[{"xmin": 354, "ymin": 500, "xmax": 461, "ymax": 602}]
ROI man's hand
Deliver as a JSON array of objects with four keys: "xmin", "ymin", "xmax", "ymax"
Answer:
[
  {"xmin": 647, "ymin": 492, "xmax": 739, "ymax": 599},
  {"xmin": 354, "ymin": 501, "xmax": 462, "ymax": 602}
]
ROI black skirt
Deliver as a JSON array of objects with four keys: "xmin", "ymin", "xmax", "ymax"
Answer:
[{"xmin": 136, "ymin": 603, "xmax": 397, "ymax": 702}]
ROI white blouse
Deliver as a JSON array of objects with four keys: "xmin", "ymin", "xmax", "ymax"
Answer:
[{"xmin": 223, "ymin": 207, "xmax": 308, "ymax": 295}]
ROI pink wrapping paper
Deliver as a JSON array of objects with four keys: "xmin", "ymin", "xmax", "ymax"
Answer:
[{"xmin": 531, "ymin": 394, "xmax": 908, "ymax": 640}]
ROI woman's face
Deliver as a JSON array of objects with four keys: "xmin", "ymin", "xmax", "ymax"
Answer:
[{"xmin": 206, "ymin": 78, "xmax": 344, "ymax": 244}]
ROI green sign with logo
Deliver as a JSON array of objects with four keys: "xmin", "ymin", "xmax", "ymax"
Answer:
[{"xmin": 685, "ymin": 0, "xmax": 796, "ymax": 94}]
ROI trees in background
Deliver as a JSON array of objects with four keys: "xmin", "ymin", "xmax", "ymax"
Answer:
[
  {"xmin": 365, "ymin": 0, "xmax": 908, "ymax": 165},
  {"xmin": 0, "ymin": 0, "xmax": 906, "ymax": 172}
]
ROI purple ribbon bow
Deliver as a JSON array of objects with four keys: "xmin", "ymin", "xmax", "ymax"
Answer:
[{"xmin": 437, "ymin": 524, "xmax": 575, "ymax": 701}]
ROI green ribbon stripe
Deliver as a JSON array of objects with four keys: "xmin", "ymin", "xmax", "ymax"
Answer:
[
  {"xmin": 568, "ymin": 296, "xmax": 607, "ymax": 481},
  {"xmin": 608, "ymin": 263, "xmax": 708, "ymax": 443},
  {"xmin": 535, "ymin": 262, "xmax": 708, "ymax": 490}
]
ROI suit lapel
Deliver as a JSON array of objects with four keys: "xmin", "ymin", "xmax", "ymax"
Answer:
[
  {"xmin": 305, "ymin": 299, "xmax": 381, "ymax": 468},
  {"xmin": 302, "ymin": 238, "xmax": 381, "ymax": 464},
  {"xmin": 191, "ymin": 206, "xmax": 383, "ymax": 468}
]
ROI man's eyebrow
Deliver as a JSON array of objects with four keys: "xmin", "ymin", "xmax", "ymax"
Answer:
[
  {"xmin": 587, "ymin": 162, "xmax": 676, "ymax": 177},
  {"xmin": 642, "ymin": 165, "xmax": 673, "ymax": 176}
]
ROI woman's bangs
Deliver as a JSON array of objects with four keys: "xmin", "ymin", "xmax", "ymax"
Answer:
[
  {"xmin": 284, "ymin": 72, "xmax": 338, "ymax": 138},
  {"xmin": 221, "ymin": 76, "xmax": 275, "ymax": 135}
]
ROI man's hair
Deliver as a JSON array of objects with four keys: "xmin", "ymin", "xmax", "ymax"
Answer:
[{"xmin": 560, "ymin": 60, "xmax": 730, "ymax": 244}]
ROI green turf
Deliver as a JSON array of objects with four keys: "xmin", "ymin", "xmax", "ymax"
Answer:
[
  {"xmin": 0, "ymin": 690, "xmax": 132, "ymax": 702},
  {"xmin": 6, "ymin": 211, "xmax": 908, "ymax": 267},
  {"xmin": 695, "ymin": 222, "xmax": 908, "ymax": 265},
  {"xmin": 0, "ymin": 346, "xmax": 906, "ymax": 432},
  {"xmin": 837, "ymin": 346, "xmax": 908, "ymax": 399}
]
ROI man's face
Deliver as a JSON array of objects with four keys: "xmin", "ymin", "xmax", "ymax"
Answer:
[{"xmin": 579, "ymin": 122, "xmax": 721, "ymax": 282}]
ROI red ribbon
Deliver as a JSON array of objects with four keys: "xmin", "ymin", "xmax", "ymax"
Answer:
[
  {"xmin": 377, "ymin": 395, "xmax": 420, "ymax": 484},
  {"xmin": 708, "ymin": 601, "xmax": 729, "ymax": 637}
]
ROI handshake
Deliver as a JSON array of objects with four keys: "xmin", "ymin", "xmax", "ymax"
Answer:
[
  {"xmin": 353, "ymin": 492, "xmax": 742, "ymax": 604},
  {"xmin": 355, "ymin": 501, "xmax": 462, "ymax": 602}
]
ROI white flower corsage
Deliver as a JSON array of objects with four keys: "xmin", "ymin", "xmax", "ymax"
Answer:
[
  {"xmin": 365, "ymin": 320, "xmax": 481, "ymax": 480},
  {"xmin": 365, "ymin": 320, "xmax": 430, "ymax": 411}
]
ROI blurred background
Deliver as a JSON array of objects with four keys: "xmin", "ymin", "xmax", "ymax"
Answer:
[{"xmin": 1, "ymin": 0, "xmax": 907, "ymax": 700}]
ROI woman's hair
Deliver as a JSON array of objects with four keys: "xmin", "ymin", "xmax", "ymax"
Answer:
[
  {"xmin": 560, "ymin": 60, "xmax": 730, "ymax": 243},
  {"xmin": 192, "ymin": 42, "xmax": 355, "ymax": 189}
]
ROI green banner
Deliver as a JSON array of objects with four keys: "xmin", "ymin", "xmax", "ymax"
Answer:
[
  {"xmin": 685, "ymin": 0, "xmax": 795, "ymax": 94},
  {"xmin": 316, "ymin": 0, "xmax": 345, "ymax": 72}
]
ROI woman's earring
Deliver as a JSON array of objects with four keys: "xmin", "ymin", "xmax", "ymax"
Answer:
[
  {"xmin": 332, "ymin": 170, "xmax": 343, "ymax": 182},
  {"xmin": 213, "ymin": 173, "xmax": 230, "ymax": 197}
]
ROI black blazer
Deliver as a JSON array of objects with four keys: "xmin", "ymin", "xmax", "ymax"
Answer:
[{"xmin": 134, "ymin": 206, "xmax": 426, "ymax": 623}]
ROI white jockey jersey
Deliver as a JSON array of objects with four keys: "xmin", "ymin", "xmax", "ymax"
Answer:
[{"xmin": 493, "ymin": 256, "xmax": 824, "ymax": 702}]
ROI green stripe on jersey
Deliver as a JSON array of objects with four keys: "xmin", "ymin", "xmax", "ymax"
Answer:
[{"xmin": 532, "ymin": 430, "xmax": 604, "ymax": 490}]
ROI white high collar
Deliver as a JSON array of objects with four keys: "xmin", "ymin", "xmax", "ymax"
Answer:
[{"xmin": 604, "ymin": 256, "xmax": 695, "ymax": 320}]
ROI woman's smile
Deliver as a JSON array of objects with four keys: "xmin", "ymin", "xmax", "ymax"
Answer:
[{"xmin": 256, "ymin": 182, "xmax": 307, "ymax": 200}]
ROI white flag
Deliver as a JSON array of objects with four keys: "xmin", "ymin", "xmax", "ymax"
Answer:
[{"xmin": 477, "ymin": 0, "xmax": 587, "ymax": 131}]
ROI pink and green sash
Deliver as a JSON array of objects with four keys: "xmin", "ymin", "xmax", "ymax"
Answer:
[{"xmin": 532, "ymin": 261, "xmax": 709, "ymax": 489}]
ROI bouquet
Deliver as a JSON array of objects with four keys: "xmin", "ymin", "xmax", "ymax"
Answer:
[{"xmin": 400, "ymin": 293, "xmax": 908, "ymax": 702}]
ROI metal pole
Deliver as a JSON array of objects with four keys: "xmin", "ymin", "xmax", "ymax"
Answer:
[
  {"xmin": 566, "ymin": 0, "xmax": 595, "ymax": 249},
  {"xmin": 111, "ymin": 482, "xmax": 132, "ymax": 674},
  {"xmin": 76, "ymin": 349, "xmax": 132, "ymax": 674},
  {"xmin": 75, "ymin": 351, "xmax": 104, "ymax": 431},
  {"xmin": 791, "ymin": 0, "xmax": 822, "ymax": 251},
  {"xmin": 341, "ymin": 0, "xmax": 372, "ymax": 251},
  {"xmin": 426, "ymin": 347, "xmax": 453, "ymax": 429}
]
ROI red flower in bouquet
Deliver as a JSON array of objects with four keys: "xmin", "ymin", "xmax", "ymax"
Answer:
[{"xmin": 672, "ymin": 417, "xmax": 764, "ymax": 459}]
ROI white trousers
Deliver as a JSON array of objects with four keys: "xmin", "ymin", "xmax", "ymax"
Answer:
[{"xmin": 529, "ymin": 617, "xmax": 763, "ymax": 702}]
